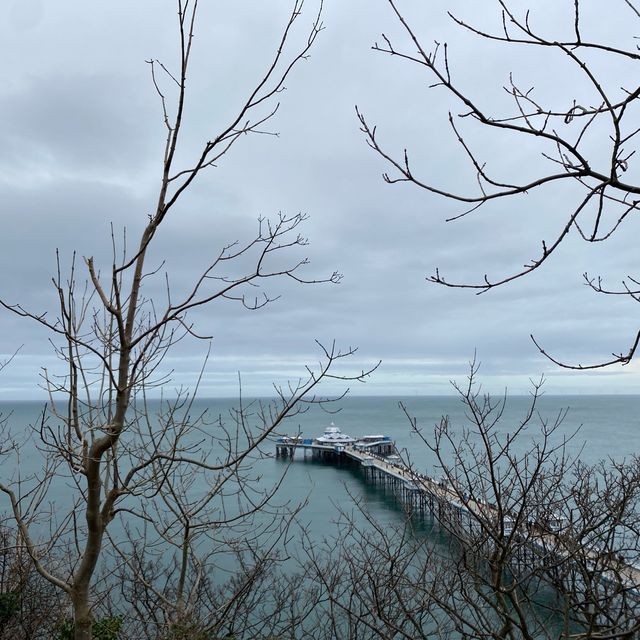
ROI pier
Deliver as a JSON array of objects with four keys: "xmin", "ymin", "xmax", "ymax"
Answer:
[
  {"xmin": 275, "ymin": 423, "xmax": 395, "ymax": 460},
  {"xmin": 276, "ymin": 426, "xmax": 640, "ymax": 631}
]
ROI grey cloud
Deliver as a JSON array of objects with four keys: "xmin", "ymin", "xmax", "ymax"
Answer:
[
  {"xmin": 0, "ymin": 0, "xmax": 638, "ymax": 398},
  {"xmin": 0, "ymin": 73, "xmax": 157, "ymax": 180}
]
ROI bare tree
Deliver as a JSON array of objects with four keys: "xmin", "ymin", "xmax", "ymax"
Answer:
[
  {"xmin": 359, "ymin": 0, "xmax": 640, "ymax": 369},
  {"xmin": 351, "ymin": 3, "xmax": 640, "ymax": 634},
  {"xmin": 0, "ymin": 523, "xmax": 69, "ymax": 639},
  {"xmin": 0, "ymin": 2, "xmax": 377, "ymax": 638},
  {"xmin": 416, "ymin": 371, "xmax": 640, "ymax": 639},
  {"xmin": 105, "ymin": 392, "xmax": 334, "ymax": 639},
  {"xmin": 299, "ymin": 501, "xmax": 442, "ymax": 640},
  {"xmin": 298, "ymin": 367, "xmax": 640, "ymax": 639}
]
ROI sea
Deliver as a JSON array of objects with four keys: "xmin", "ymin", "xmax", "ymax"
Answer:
[
  {"xmin": 1, "ymin": 394, "xmax": 639, "ymax": 637},
  {"xmin": 1, "ymin": 393, "xmax": 639, "ymax": 543}
]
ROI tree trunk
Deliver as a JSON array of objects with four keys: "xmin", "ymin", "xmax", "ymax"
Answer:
[{"xmin": 72, "ymin": 589, "xmax": 93, "ymax": 640}]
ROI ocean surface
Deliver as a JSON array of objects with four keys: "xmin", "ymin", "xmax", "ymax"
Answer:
[
  {"xmin": 1, "ymin": 394, "xmax": 639, "ymax": 543},
  {"xmin": 1, "ymin": 394, "xmax": 639, "ymax": 637},
  {"xmin": 274, "ymin": 394, "xmax": 640, "ymax": 535}
]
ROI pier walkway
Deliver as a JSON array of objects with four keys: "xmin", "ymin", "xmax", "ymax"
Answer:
[{"xmin": 276, "ymin": 434, "xmax": 640, "ymax": 610}]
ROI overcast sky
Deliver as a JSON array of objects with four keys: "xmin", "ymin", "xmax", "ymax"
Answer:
[{"xmin": 1, "ymin": 0, "xmax": 639, "ymax": 399}]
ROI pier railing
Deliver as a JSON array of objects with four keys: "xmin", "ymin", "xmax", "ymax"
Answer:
[{"xmin": 276, "ymin": 435, "xmax": 640, "ymax": 629}]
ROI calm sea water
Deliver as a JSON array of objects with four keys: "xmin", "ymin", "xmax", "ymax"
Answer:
[
  {"xmin": 1, "ymin": 394, "xmax": 638, "ymax": 638},
  {"xmin": 2, "ymin": 394, "xmax": 639, "ymax": 542},
  {"xmin": 274, "ymin": 394, "xmax": 640, "ymax": 534}
]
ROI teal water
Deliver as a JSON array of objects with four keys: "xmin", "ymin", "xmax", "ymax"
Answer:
[
  {"xmin": 273, "ymin": 394, "xmax": 640, "ymax": 533},
  {"xmin": 2, "ymin": 394, "xmax": 639, "ymax": 540},
  {"xmin": 1, "ymin": 394, "xmax": 639, "ymax": 637}
]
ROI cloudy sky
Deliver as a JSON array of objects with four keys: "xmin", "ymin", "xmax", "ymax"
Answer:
[{"xmin": 1, "ymin": 0, "xmax": 639, "ymax": 399}]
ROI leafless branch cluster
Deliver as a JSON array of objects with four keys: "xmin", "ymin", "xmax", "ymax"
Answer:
[
  {"xmin": 296, "ymin": 366, "xmax": 640, "ymax": 639},
  {"xmin": 0, "ymin": 523, "xmax": 67, "ymax": 639},
  {"xmin": 360, "ymin": 0, "xmax": 640, "ymax": 369},
  {"xmin": 0, "ymin": 2, "xmax": 380, "ymax": 638}
]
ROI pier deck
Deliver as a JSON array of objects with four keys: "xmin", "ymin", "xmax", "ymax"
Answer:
[{"xmin": 277, "ymin": 436, "xmax": 640, "ymax": 609}]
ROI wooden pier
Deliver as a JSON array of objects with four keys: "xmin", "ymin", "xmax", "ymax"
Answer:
[{"xmin": 277, "ymin": 433, "xmax": 640, "ymax": 630}]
